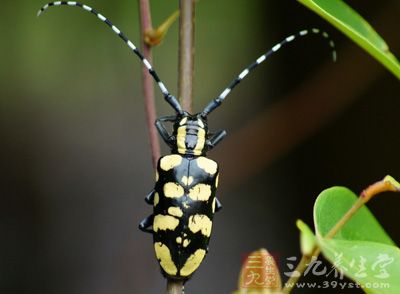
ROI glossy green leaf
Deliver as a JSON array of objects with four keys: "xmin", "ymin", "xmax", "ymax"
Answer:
[
  {"xmin": 297, "ymin": 219, "xmax": 316, "ymax": 256},
  {"xmin": 298, "ymin": 0, "xmax": 400, "ymax": 79},
  {"xmin": 314, "ymin": 187, "xmax": 399, "ymax": 292},
  {"xmin": 314, "ymin": 187, "xmax": 395, "ymax": 245},
  {"xmin": 319, "ymin": 238, "xmax": 400, "ymax": 294}
]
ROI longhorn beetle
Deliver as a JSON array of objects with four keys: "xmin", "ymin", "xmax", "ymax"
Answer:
[{"xmin": 38, "ymin": 1, "xmax": 336, "ymax": 282}]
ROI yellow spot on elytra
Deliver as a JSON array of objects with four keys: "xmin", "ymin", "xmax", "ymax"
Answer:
[
  {"xmin": 188, "ymin": 214, "xmax": 212, "ymax": 237},
  {"xmin": 181, "ymin": 176, "xmax": 194, "ymax": 186},
  {"xmin": 160, "ymin": 155, "xmax": 182, "ymax": 171},
  {"xmin": 177, "ymin": 126, "xmax": 187, "ymax": 154},
  {"xmin": 180, "ymin": 249, "xmax": 206, "ymax": 276},
  {"xmin": 163, "ymin": 182, "xmax": 184, "ymax": 198},
  {"xmin": 212, "ymin": 198, "xmax": 216, "ymax": 213},
  {"xmin": 155, "ymin": 171, "xmax": 159, "ymax": 182},
  {"xmin": 179, "ymin": 117, "xmax": 188, "ymax": 125},
  {"xmin": 194, "ymin": 128, "xmax": 206, "ymax": 155},
  {"xmin": 183, "ymin": 239, "xmax": 191, "ymax": 247},
  {"xmin": 154, "ymin": 242, "xmax": 178, "ymax": 276},
  {"xmin": 168, "ymin": 206, "xmax": 183, "ymax": 218},
  {"xmin": 189, "ymin": 184, "xmax": 212, "ymax": 201},
  {"xmin": 154, "ymin": 192, "xmax": 159, "ymax": 206},
  {"xmin": 153, "ymin": 215, "xmax": 179, "ymax": 232},
  {"xmin": 176, "ymin": 237, "xmax": 182, "ymax": 244},
  {"xmin": 196, "ymin": 157, "xmax": 218, "ymax": 175},
  {"xmin": 215, "ymin": 174, "xmax": 219, "ymax": 188}
]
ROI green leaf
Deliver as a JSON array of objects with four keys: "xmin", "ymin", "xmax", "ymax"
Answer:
[
  {"xmin": 298, "ymin": 0, "xmax": 400, "ymax": 79},
  {"xmin": 319, "ymin": 238, "xmax": 400, "ymax": 294},
  {"xmin": 314, "ymin": 187, "xmax": 399, "ymax": 292},
  {"xmin": 314, "ymin": 187, "xmax": 395, "ymax": 245},
  {"xmin": 296, "ymin": 219, "xmax": 316, "ymax": 256}
]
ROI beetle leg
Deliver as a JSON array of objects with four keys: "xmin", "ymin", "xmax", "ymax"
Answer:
[
  {"xmin": 215, "ymin": 197, "xmax": 222, "ymax": 212},
  {"xmin": 155, "ymin": 115, "xmax": 176, "ymax": 147},
  {"xmin": 144, "ymin": 189, "xmax": 155, "ymax": 205},
  {"xmin": 139, "ymin": 215, "xmax": 154, "ymax": 233},
  {"xmin": 206, "ymin": 130, "xmax": 227, "ymax": 150}
]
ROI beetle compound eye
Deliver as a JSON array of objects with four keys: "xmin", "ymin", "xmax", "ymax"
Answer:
[
  {"xmin": 197, "ymin": 119, "xmax": 205, "ymax": 129},
  {"xmin": 179, "ymin": 117, "xmax": 188, "ymax": 126}
]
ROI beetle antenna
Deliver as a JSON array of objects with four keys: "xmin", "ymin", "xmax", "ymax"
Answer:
[
  {"xmin": 37, "ymin": 1, "xmax": 183, "ymax": 114},
  {"xmin": 201, "ymin": 28, "xmax": 336, "ymax": 117}
]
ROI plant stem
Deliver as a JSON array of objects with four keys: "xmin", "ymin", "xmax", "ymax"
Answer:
[
  {"xmin": 178, "ymin": 0, "xmax": 196, "ymax": 112},
  {"xmin": 282, "ymin": 254, "xmax": 315, "ymax": 292},
  {"xmin": 282, "ymin": 177, "xmax": 399, "ymax": 293},
  {"xmin": 167, "ymin": 280, "xmax": 184, "ymax": 294},
  {"xmin": 324, "ymin": 197, "xmax": 365, "ymax": 239},
  {"xmin": 138, "ymin": 0, "xmax": 161, "ymax": 168},
  {"xmin": 165, "ymin": 1, "xmax": 196, "ymax": 293}
]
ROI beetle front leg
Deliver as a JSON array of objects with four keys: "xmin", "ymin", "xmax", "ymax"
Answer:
[
  {"xmin": 139, "ymin": 214, "xmax": 154, "ymax": 234},
  {"xmin": 206, "ymin": 130, "xmax": 227, "ymax": 151},
  {"xmin": 155, "ymin": 115, "xmax": 176, "ymax": 147}
]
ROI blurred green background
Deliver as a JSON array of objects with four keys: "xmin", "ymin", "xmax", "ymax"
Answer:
[{"xmin": 1, "ymin": 1, "xmax": 399, "ymax": 293}]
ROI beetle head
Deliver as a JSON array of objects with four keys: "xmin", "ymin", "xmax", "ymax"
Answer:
[{"xmin": 173, "ymin": 112, "xmax": 208, "ymax": 156}]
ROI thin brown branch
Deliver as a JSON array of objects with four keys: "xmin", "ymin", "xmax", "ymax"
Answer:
[
  {"xmin": 167, "ymin": 280, "xmax": 184, "ymax": 294},
  {"xmin": 165, "ymin": 1, "xmax": 196, "ymax": 292},
  {"xmin": 178, "ymin": 0, "xmax": 196, "ymax": 112},
  {"xmin": 326, "ymin": 176, "xmax": 400, "ymax": 239},
  {"xmin": 139, "ymin": 0, "xmax": 161, "ymax": 168}
]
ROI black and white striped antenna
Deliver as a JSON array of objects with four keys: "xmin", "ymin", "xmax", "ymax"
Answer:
[
  {"xmin": 38, "ymin": 1, "xmax": 183, "ymax": 114},
  {"xmin": 201, "ymin": 28, "xmax": 337, "ymax": 117}
]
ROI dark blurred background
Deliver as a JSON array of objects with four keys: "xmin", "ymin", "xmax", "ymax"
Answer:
[{"xmin": 1, "ymin": 1, "xmax": 399, "ymax": 293}]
